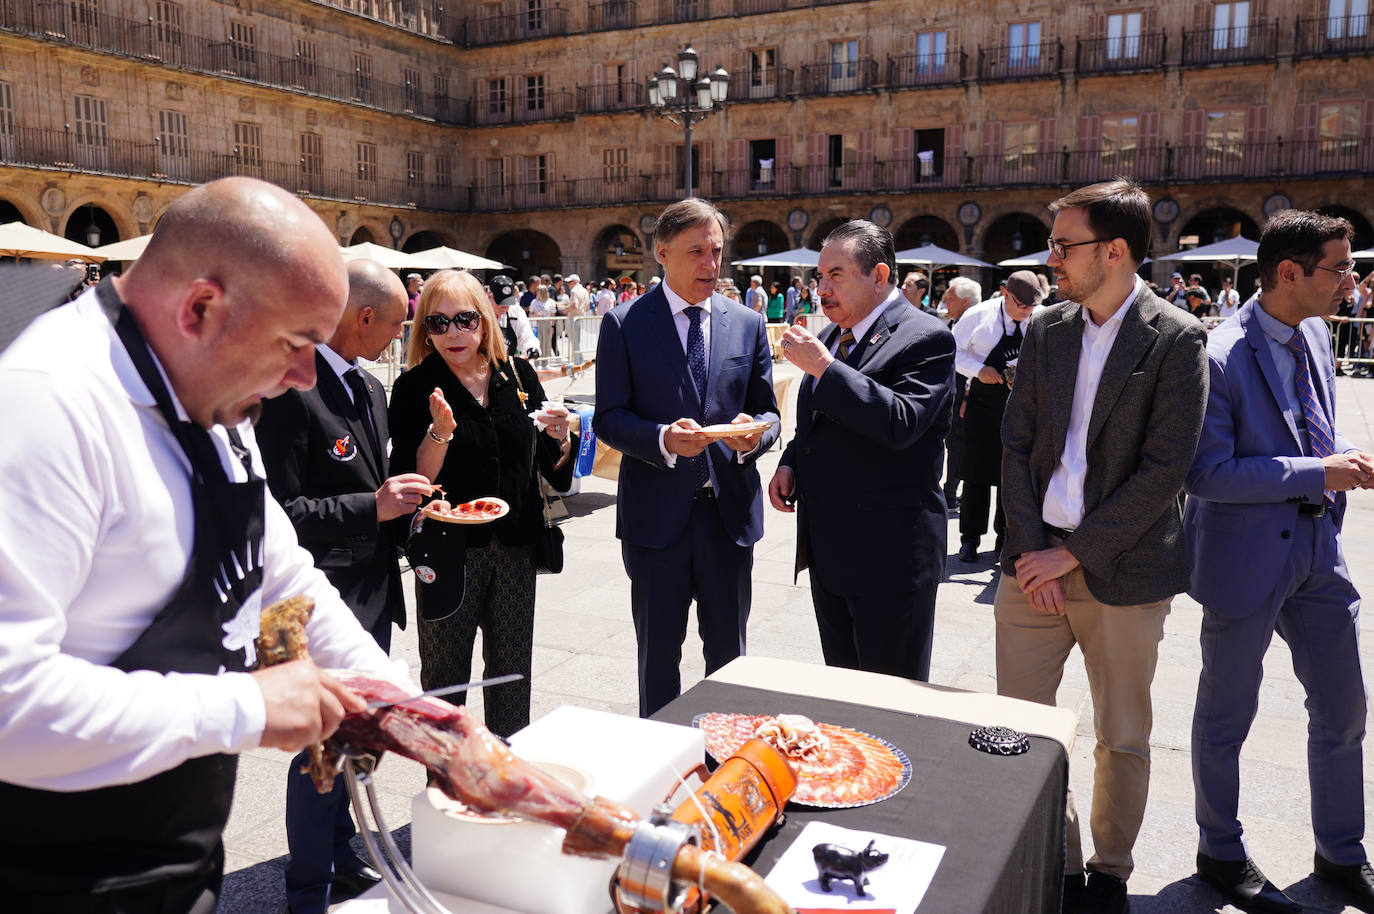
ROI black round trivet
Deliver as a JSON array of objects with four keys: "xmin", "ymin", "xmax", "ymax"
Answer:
[{"xmin": 968, "ymin": 725, "xmax": 1030, "ymax": 755}]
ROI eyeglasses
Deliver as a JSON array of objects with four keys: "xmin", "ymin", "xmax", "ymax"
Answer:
[
  {"xmin": 1049, "ymin": 238, "xmax": 1108, "ymax": 259},
  {"xmin": 423, "ymin": 311, "xmax": 481, "ymax": 335},
  {"xmin": 1312, "ymin": 262, "xmax": 1357, "ymax": 282}
]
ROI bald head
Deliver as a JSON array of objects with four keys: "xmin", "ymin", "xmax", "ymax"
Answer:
[
  {"xmin": 113, "ymin": 177, "xmax": 349, "ymax": 428},
  {"xmin": 332, "ymin": 259, "xmax": 408, "ymax": 362}
]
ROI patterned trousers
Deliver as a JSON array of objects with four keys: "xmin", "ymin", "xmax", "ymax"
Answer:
[{"xmin": 416, "ymin": 540, "xmax": 536, "ymax": 738}]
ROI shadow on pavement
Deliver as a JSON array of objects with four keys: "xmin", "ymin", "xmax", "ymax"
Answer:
[{"xmin": 217, "ymin": 826, "xmax": 411, "ymax": 913}]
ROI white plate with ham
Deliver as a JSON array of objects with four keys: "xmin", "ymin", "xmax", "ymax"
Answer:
[
  {"xmin": 422, "ymin": 496, "xmax": 510, "ymax": 525},
  {"xmin": 693, "ymin": 712, "xmax": 911, "ymax": 809}
]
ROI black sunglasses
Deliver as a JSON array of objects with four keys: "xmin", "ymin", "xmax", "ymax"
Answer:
[{"xmin": 423, "ymin": 311, "xmax": 481, "ymax": 334}]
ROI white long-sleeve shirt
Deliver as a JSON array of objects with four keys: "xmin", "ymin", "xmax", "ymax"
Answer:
[
  {"xmin": 952, "ymin": 298, "xmax": 1041, "ymax": 379},
  {"xmin": 0, "ymin": 290, "xmax": 397, "ymax": 791}
]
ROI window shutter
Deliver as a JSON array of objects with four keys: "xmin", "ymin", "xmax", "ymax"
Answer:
[
  {"xmin": 893, "ymin": 126, "xmax": 913, "ymax": 188},
  {"xmin": 1182, "ymin": 108, "xmax": 1205, "ymax": 177},
  {"xmin": 1037, "ymin": 117, "xmax": 1057, "ymax": 182},
  {"xmin": 545, "ymin": 151, "xmax": 556, "ymax": 203},
  {"xmin": 591, "ymin": 63, "xmax": 605, "ymax": 111},
  {"xmin": 1138, "ymin": 109, "xmax": 1160, "ymax": 178},
  {"xmin": 656, "ymin": 142, "xmax": 673, "ymax": 199},
  {"xmin": 807, "ymin": 131, "xmax": 826, "ymax": 192},
  {"xmin": 1243, "ymin": 104, "xmax": 1269, "ymax": 176},
  {"xmin": 1076, "ymin": 114, "xmax": 1100, "ymax": 183},
  {"xmin": 698, "ymin": 140, "xmax": 713, "ymax": 195},
  {"xmin": 1291, "ymin": 101, "xmax": 1318, "ymax": 175},
  {"xmin": 776, "ymin": 134, "xmax": 792, "ymax": 194},
  {"xmin": 1362, "ymin": 98, "xmax": 1374, "ymax": 173},
  {"xmin": 982, "ymin": 120, "xmax": 1003, "ymax": 184},
  {"xmin": 729, "ymin": 137, "xmax": 747, "ymax": 196},
  {"xmin": 943, "ymin": 123, "xmax": 963, "ymax": 185},
  {"xmin": 857, "ymin": 128, "xmax": 874, "ymax": 189}
]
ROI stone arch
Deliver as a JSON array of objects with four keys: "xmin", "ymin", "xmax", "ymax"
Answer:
[
  {"xmin": 980, "ymin": 212, "xmax": 1051, "ymax": 266},
  {"xmin": 1173, "ymin": 205, "xmax": 1263, "ymax": 290},
  {"xmin": 0, "ymin": 195, "xmax": 42, "ymax": 227},
  {"xmin": 732, "ymin": 219, "xmax": 791, "ymax": 286},
  {"xmin": 1314, "ymin": 203, "xmax": 1374, "ymax": 253},
  {"xmin": 590, "ymin": 223, "xmax": 643, "ymax": 281},
  {"xmin": 485, "ymin": 229, "xmax": 561, "ymax": 277},
  {"xmin": 893, "ymin": 215, "xmax": 959, "ymax": 252},
  {"xmin": 806, "ymin": 216, "xmax": 851, "ymax": 251},
  {"xmin": 62, "ymin": 199, "xmax": 131, "ymax": 249},
  {"xmin": 402, "ymin": 229, "xmax": 449, "ymax": 252},
  {"xmin": 349, "ymin": 226, "xmax": 378, "ymax": 245}
]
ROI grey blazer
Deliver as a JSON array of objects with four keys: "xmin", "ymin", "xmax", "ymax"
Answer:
[{"xmin": 998, "ymin": 286, "xmax": 1209, "ymax": 606}]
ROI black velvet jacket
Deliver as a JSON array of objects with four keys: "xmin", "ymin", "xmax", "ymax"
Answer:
[{"xmin": 389, "ymin": 353, "xmax": 576, "ymax": 548}]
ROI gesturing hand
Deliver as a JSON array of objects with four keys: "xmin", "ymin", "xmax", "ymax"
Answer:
[
  {"xmin": 428, "ymin": 387, "xmax": 456, "ymax": 438},
  {"xmin": 781, "ymin": 324, "xmax": 834, "ymax": 379}
]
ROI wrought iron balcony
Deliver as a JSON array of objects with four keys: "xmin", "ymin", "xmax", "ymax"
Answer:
[
  {"xmin": 978, "ymin": 39, "xmax": 1062, "ymax": 80},
  {"xmin": 0, "ymin": 124, "xmax": 470, "ymax": 211},
  {"xmin": 1180, "ymin": 18, "xmax": 1278, "ymax": 65},
  {"xmin": 1294, "ymin": 14, "xmax": 1374, "ymax": 57},
  {"xmin": 798, "ymin": 58, "xmax": 879, "ymax": 95},
  {"xmin": 657, "ymin": 0, "xmax": 712, "ymax": 23},
  {"xmin": 473, "ymin": 90, "xmax": 574, "ymax": 125},
  {"xmin": 303, "ymin": 0, "xmax": 451, "ymax": 41},
  {"xmin": 576, "ymin": 81, "xmax": 644, "ymax": 114},
  {"xmin": 1075, "ymin": 31, "xmax": 1167, "ymax": 74},
  {"xmin": 467, "ymin": 5, "xmax": 568, "ymax": 44},
  {"xmin": 0, "ymin": 0, "xmax": 470, "ymax": 124},
  {"xmin": 587, "ymin": 0, "xmax": 638, "ymax": 31},
  {"xmin": 886, "ymin": 50, "xmax": 966, "ymax": 88},
  {"xmin": 727, "ymin": 67, "xmax": 795, "ymax": 101}
]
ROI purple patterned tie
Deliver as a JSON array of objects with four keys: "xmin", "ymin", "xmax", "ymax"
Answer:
[
  {"xmin": 1284, "ymin": 328, "xmax": 1335, "ymax": 505},
  {"xmin": 685, "ymin": 306, "xmax": 709, "ymax": 488}
]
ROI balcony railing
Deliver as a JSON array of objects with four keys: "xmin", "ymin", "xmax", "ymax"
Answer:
[
  {"xmin": 1295, "ymin": 14, "xmax": 1374, "ymax": 57},
  {"xmin": 722, "ymin": 165, "xmax": 796, "ymax": 196},
  {"xmin": 733, "ymin": 0, "xmax": 782, "ymax": 13},
  {"xmin": 657, "ymin": 0, "xmax": 711, "ymax": 22},
  {"xmin": 473, "ymin": 90, "xmax": 574, "ymax": 125},
  {"xmin": 978, "ymin": 39, "xmax": 1063, "ymax": 80},
  {"xmin": 587, "ymin": 0, "xmax": 638, "ymax": 31},
  {"xmin": 467, "ymin": 6, "xmax": 568, "ymax": 44},
  {"xmin": 887, "ymin": 50, "xmax": 966, "ymax": 88},
  {"xmin": 798, "ymin": 58, "xmax": 879, "ymax": 95},
  {"xmin": 1075, "ymin": 31, "xmax": 1166, "ymax": 73},
  {"xmin": 1181, "ymin": 18, "xmax": 1278, "ymax": 65},
  {"xmin": 727, "ymin": 68, "xmax": 795, "ymax": 101},
  {"xmin": 0, "ymin": 124, "xmax": 470, "ymax": 210},
  {"xmin": 0, "ymin": 0, "xmax": 470, "ymax": 124},
  {"xmin": 576, "ymin": 81, "xmax": 643, "ymax": 114},
  {"xmin": 303, "ymin": 0, "xmax": 451, "ymax": 41}
]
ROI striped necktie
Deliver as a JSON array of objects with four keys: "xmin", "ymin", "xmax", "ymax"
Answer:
[
  {"xmin": 1283, "ymin": 328, "xmax": 1335, "ymax": 505},
  {"xmin": 837, "ymin": 329, "xmax": 857, "ymax": 362}
]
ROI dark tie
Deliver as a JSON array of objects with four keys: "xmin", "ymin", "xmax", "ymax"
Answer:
[
  {"xmin": 344, "ymin": 367, "xmax": 382, "ymax": 461},
  {"xmin": 1012, "ymin": 320, "xmax": 1023, "ymax": 346},
  {"xmin": 837, "ymin": 329, "xmax": 857, "ymax": 362},
  {"xmin": 684, "ymin": 306, "xmax": 709, "ymax": 488},
  {"xmin": 1283, "ymin": 329, "xmax": 1335, "ymax": 505}
]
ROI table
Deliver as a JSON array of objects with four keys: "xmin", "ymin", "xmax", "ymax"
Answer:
[{"xmin": 653, "ymin": 658, "xmax": 1075, "ymax": 914}]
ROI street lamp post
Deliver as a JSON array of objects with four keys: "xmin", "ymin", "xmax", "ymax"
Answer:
[{"xmin": 647, "ymin": 44, "xmax": 729, "ymax": 201}]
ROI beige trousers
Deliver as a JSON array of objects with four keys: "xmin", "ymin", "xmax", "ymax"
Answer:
[{"xmin": 993, "ymin": 566, "xmax": 1170, "ymax": 881}]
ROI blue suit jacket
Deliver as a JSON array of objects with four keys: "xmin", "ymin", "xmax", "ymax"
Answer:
[
  {"xmin": 1184, "ymin": 299, "xmax": 1354, "ymax": 616},
  {"xmin": 595, "ymin": 285, "xmax": 780, "ymax": 548},
  {"xmin": 780, "ymin": 295, "xmax": 955, "ymax": 595}
]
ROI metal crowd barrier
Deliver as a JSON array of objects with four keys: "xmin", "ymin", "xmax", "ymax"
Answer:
[{"xmin": 1196, "ymin": 314, "xmax": 1374, "ymax": 368}]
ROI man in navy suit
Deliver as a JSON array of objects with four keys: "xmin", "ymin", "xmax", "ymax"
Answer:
[
  {"xmin": 768, "ymin": 220, "xmax": 954, "ymax": 680},
  {"xmin": 256, "ymin": 260, "xmax": 433, "ymax": 914},
  {"xmin": 595, "ymin": 198, "xmax": 780, "ymax": 717},
  {"xmin": 1185, "ymin": 210, "xmax": 1374, "ymax": 914}
]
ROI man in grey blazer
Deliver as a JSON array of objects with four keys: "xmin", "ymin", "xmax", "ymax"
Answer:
[
  {"xmin": 996, "ymin": 179, "xmax": 1208, "ymax": 914},
  {"xmin": 1185, "ymin": 210, "xmax": 1374, "ymax": 914}
]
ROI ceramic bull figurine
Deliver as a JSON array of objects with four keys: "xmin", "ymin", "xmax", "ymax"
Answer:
[{"xmin": 812, "ymin": 840, "xmax": 889, "ymax": 896}]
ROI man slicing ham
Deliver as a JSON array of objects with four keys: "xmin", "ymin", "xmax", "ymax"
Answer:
[{"xmin": 0, "ymin": 177, "xmax": 404, "ymax": 912}]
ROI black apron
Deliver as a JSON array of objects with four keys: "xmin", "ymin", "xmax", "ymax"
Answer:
[
  {"xmin": 0, "ymin": 280, "xmax": 266, "ymax": 913},
  {"xmin": 963, "ymin": 317, "xmax": 1022, "ymax": 486}
]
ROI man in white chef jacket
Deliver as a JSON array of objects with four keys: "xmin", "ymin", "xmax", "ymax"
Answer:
[{"xmin": 0, "ymin": 176, "xmax": 403, "ymax": 912}]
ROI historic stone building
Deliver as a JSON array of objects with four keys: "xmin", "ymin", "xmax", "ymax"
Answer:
[{"xmin": 1, "ymin": 0, "xmax": 1370, "ymax": 287}]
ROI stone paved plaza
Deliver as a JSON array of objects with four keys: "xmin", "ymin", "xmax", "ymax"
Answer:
[{"xmin": 219, "ymin": 363, "xmax": 1374, "ymax": 913}]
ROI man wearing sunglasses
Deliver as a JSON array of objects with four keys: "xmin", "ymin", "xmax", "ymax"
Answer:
[
  {"xmin": 996, "ymin": 179, "xmax": 1208, "ymax": 914},
  {"xmin": 1185, "ymin": 210, "xmax": 1374, "ymax": 914}
]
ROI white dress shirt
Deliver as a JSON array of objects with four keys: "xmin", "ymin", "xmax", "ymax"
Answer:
[
  {"xmin": 951, "ymin": 298, "xmax": 1040, "ymax": 379},
  {"xmin": 0, "ymin": 290, "xmax": 399, "ymax": 791},
  {"xmin": 1042, "ymin": 278, "xmax": 1141, "ymax": 530},
  {"xmin": 499, "ymin": 303, "xmax": 540, "ymax": 355},
  {"xmin": 657, "ymin": 281, "xmax": 713, "ymax": 468},
  {"xmin": 318, "ymin": 342, "xmax": 359, "ymax": 402}
]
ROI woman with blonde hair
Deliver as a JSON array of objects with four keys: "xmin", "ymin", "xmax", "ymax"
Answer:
[{"xmin": 389, "ymin": 269, "xmax": 576, "ymax": 736}]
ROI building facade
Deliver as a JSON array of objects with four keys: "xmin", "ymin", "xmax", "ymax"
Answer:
[{"xmin": 1, "ymin": 0, "xmax": 1370, "ymax": 287}]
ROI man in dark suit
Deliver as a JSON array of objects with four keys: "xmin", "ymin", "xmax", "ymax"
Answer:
[
  {"xmin": 996, "ymin": 179, "xmax": 1208, "ymax": 914},
  {"xmin": 1185, "ymin": 210, "xmax": 1374, "ymax": 914},
  {"xmin": 767, "ymin": 220, "xmax": 954, "ymax": 681},
  {"xmin": 595, "ymin": 198, "xmax": 780, "ymax": 717},
  {"xmin": 256, "ymin": 259, "xmax": 433, "ymax": 914}
]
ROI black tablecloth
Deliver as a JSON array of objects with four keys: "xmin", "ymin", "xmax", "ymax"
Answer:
[{"xmin": 654, "ymin": 680, "xmax": 1067, "ymax": 914}]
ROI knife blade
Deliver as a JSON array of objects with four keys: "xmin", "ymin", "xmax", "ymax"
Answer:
[{"xmin": 364, "ymin": 673, "xmax": 524, "ymax": 711}]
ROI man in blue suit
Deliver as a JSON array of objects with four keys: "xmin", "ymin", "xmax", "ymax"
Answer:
[
  {"xmin": 768, "ymin": 220, "xmax": 954, "ymax": 680},
  {"xmin": 1185, "ymin": 210, "xmax": 1374, "ymax": 914},
  {"xmin": 596, "ymin": 198, "xmax": 780, "ymax": 717}
]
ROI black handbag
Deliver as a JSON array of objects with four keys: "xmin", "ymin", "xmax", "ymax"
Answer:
[
  {"xmin": 404, "ymin": 510, "xmax": 467, "ymax": 620},
  {"xmin": 510, "ymin": 360, "xmax": 565, "ymax": 575}
]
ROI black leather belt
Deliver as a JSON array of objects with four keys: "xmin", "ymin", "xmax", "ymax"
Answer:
[
  {"xmin": 692, "ymin": 487, "xmax": 715, "ymax": 501},
  {"xmin": 1298, "ymin": 502, "xmax": 1326, "ymax": 518},
  {"xmin": 1043, "ymin": 523, "xmax": 1074, "ymax": 540}
]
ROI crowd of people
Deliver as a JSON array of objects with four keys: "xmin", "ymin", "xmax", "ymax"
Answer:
[{"xmin": 3, "ymin": 175, "xmax": 1374, "ymax": 914}]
